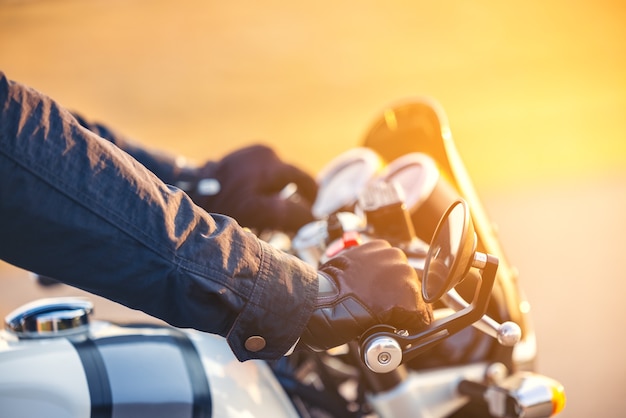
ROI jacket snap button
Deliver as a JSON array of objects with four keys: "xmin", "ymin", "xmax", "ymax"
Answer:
[{"xmin": 245, "ymin": 336, "xmax": 266, "ymax": 352}]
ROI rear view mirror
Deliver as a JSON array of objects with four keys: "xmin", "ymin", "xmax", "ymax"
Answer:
[{"xmin": 422, "ymin": 199, "xmax": 476, "ymax": 303}]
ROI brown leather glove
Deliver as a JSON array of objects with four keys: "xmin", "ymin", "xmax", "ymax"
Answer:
[{"xmin": 301, "ymin": 240, "xmax": 433, "ymax": 351}]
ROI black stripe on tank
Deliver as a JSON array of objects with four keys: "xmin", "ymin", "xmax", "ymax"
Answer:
[
  {"xmin": 70, "ymin": 338, "xmax": 113, "ymax": 418},
  {"xmin": 170, "ymin": 331, "xmax": 212, "ymax": 418},
  {"xmin": 94, "ymin": 328, "xmax": 213, "ymax": 418}
]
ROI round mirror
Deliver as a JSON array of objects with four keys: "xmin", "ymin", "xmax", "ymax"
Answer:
[{"xmin": 422, "ymin": 199, "xmax": 476, "ymax": 303}]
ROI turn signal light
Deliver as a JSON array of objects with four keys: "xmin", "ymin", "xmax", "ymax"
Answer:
[{"xmin": 551, "ymin": 384, "xmax": 566, "ymax": 416}]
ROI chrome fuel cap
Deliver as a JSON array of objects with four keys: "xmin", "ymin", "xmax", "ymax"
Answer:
[{"xmin": 5, "ymin": 298, "xmax": 93, "ymax": 339}]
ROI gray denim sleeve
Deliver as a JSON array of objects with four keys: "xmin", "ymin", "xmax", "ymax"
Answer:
[{"xmin": 0, "ymin": 71, "xmax": 318, "ymax": 361}]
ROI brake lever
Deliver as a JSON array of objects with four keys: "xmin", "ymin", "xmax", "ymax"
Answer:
[
  {"xmin": 360, "ymin": 253, "xmax": 520, "ymax": 374},
  {"xmin": 442, "ymin": 287, "xmax": 522, "ymax": 347}
]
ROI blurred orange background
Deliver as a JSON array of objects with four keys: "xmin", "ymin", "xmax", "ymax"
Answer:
[{"xmin": 1, "ymin": 1, "xmax": 625, "ymax": 416}]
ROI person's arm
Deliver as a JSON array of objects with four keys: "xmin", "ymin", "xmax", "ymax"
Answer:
[
  {"xmin": 71, "ymin": 114, "xmax": 319, "ymax": 233},
  {"xmin": 1, "ymin": 71, "xmax": 433, "ymax": 363},
  {"xmin": 71, "ymin": 112, "xmax": 198, "ymax": 189},
  {"xmin": 0, "ymin": 71, "xmax": 318, "ymax": 361}
]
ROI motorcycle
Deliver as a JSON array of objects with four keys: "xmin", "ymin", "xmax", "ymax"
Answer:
[{"xmin": 0, "ymin": 97, "xmax": 566, "ymax": 417}]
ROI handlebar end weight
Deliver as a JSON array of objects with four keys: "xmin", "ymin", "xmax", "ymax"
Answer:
[{"xmin": 362, "ymin": 335, "xmax": 403, "ymax": 374}]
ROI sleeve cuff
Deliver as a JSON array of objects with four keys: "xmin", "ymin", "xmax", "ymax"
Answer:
[{"xmin": 226, "ymin": 239, "xmax": 318, "ymax": 361}]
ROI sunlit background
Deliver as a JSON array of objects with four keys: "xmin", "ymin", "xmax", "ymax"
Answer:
[{"xmin": 1, "ymin": 1, "xmax": 625, "ymax": 416}]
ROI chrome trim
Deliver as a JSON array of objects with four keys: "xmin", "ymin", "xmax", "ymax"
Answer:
[{"xmin": 4, "ymin": 298, "xmax": 93, "ymax": 339}]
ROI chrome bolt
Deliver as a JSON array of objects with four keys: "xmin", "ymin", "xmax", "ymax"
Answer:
[{"xmin": 378, "ymin": 352, "xmax": 391, "ymax": 364}]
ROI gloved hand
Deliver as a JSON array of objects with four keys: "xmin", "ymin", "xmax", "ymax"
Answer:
[
  {"xmin": 189, "ymin": 145, "xmax": 318, "ymax": 232},
  {"xmin": 301, "ymin": 240, "xmax": 433, "ymax": 351}
]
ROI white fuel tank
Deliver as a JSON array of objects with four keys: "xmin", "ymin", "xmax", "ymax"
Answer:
[{"xmin": 0, "ymin": 298, "xmax": 298, "ymax": 418}]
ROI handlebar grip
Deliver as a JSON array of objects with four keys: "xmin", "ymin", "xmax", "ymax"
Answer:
[{"xmin": 457, "ymin": 379, "xmax": 487, "ymax": 399}]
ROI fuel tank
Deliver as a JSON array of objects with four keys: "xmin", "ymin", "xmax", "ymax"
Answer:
[{"xmin": 0, "ymin": 298, "xmax": 298, "ymax": 418}]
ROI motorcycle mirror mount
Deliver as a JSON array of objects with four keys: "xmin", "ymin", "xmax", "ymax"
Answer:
[{"xmin": 360, "ymin": 199, "xmax": 522, "ymax": 374}]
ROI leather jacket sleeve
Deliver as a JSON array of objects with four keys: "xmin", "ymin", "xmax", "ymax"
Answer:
[{"xmin": 0, "ymin": 71, "xmax": 318, "ymax": 361}]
